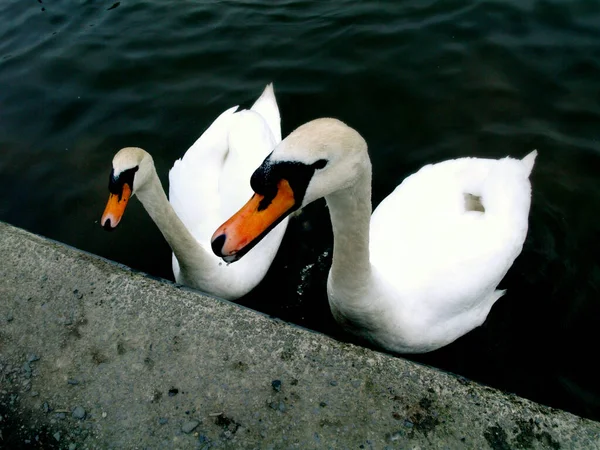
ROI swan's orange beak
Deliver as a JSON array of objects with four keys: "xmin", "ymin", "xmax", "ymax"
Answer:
[
  {"xmin": 101, "ymin": 184, "xmax": 132, "ymax": 231},
  {"xmin": 211, "ymin": 179, "xmax": 295, "ymax": 262}
]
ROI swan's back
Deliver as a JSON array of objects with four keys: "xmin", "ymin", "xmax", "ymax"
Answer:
[{"xmin": 369, "ymin": 152, "xmax": 536, "ymax": 337}]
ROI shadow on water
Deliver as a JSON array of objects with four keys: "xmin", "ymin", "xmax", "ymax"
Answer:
[{"xmin": 1, "ymin": 0, "xmax": 600, "ymax": 421}]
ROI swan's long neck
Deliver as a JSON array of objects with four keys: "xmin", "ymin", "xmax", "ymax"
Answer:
[
  {"xmin": 326, "ymin": 165, "xmax": 373, "ymax": 307},
  {"xmin": 135, "ymin": 167, "xmax": 205, "ymax": 276}
]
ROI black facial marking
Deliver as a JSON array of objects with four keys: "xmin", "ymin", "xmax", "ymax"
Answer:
[
  {"xmin": 108, "ymin": 166, "xmax": 139, "ymax": 199},
  {"xmin": 251, "ymin": 158, "xmax": 328, "ymax": 212},
  {"xmin": 220, "ymin": 157, "xmax": 330, "ymax": 263}
]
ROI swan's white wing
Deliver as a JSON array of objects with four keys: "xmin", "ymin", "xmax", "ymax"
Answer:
[
  {"xmin": 217, "ymin": 83, "xmax": 282, "ymax": 218},
  {"xmin": 370, "ymin": 156, "xmax": 533, "ymax": 320},
  {"xmin": 168, "ymin": 106, "xmax": 238, "ymax": 246},
  {"xmin": 217, "ymin": 110, "xmax": 279, "ymax": 218},
  {"xmin": 249, "ymin": 82, "xmax": 281, "ymax": 143},
  {"xmin": 170, "ymin": 84, "xmax": 282, "ymax": 242}
]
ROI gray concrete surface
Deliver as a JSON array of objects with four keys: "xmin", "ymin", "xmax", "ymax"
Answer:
[{"xmin": 0, "ymin": 220, "xmax": 599, "ymax": 449}]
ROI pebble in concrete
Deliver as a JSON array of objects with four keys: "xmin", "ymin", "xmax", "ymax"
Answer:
[
  {"xmin": 72, "ymin": 406, "xmax": 86, "ymax": 420},
  {"xmin": 271, "ymin": 380, "xmax": 282, "ymax": 392},
  {"xmin": 181, "ymin": 420, "xmax": 200, "ymax": 434}
]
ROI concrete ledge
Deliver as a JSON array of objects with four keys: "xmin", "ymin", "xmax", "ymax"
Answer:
[{"xmin": 1, "ymin": 221, "xmax": 599, "ymax": 449}]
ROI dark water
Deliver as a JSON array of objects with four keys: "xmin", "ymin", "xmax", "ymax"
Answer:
[{"xmin": 2, "ymin": 0, "xmax": 600, "ymax": 421}]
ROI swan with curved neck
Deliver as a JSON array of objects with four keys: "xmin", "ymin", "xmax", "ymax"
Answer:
[
  {"xmin": 100, "ymin": 84, "xmax": 288, "ymax": 300},
  {"xmin": 211, "ymin": 118, "xmax": 536, "ymax": 353}
]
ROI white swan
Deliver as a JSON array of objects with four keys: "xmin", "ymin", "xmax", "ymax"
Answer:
[
  {"xmin": 211, "ymin": 118, "xmax": 536, "ymax": 353},
  {"xmin": 100, "ymin": 84, "xmax": 288, "ymax": 300}
]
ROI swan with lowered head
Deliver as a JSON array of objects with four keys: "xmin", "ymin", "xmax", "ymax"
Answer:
[
  {"xmin": 100, "ymin": 84, "xmax": 288, "ymax": 300},
  {"xmin": 211, "ymin": 118, "xmax": 536, "ymax": 353}
]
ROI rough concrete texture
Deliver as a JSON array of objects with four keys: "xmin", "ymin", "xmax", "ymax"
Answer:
[{"xmin": 1, "ymin": 221, "xmax": 599, "ymax": 450}]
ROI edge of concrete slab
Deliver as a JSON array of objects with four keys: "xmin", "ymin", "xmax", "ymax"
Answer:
[{"xmin": 1, "ymin": 220, "xmax": 598, "ymax": 449}]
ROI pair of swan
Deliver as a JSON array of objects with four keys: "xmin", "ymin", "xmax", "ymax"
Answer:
[{"xmin": 101, "ymin": 84, "xmax": 536, "ymax": 354}]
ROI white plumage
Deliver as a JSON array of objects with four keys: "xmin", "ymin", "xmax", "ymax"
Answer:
[{"xmin": 367, "ymin": 151, "xmax": 537, "ymax": 352}]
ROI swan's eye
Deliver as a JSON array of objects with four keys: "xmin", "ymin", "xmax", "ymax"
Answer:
[{"xmin": 312, "ymin": 159, "xmax": 328, "ymax": 170}]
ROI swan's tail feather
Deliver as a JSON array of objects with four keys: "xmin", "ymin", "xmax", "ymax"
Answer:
[
  {"xmin": 475, "ymin": 289, "xmax": 506, "ymax": 326},
  {"xmin": 479, "ymin": 154, "xmax": 534, "ymax": 228},
  {"xmin": 522, "ymin": 150, "xmax": 538, "ymax": 176},
  {"xmin": 250, "ymin": 83, "xmax": 281, "ymax": 143}
]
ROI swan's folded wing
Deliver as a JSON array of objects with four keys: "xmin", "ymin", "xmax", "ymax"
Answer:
[
  {"xmin": 250, "ymin": 83, "xmax": 281, "ymax": 143},
  {"xmin": 168, "ymin": 106, "xmax": 238, "ymax": 245},
  {"xmin": 370, "ymin": 156, "xmax": 533, "ymax": 304},
  {"xmin": 217, "ymin": 110, "xmax": 279, "ymax": 218},
  {"xmin": 169, "ymin": 85, "xmax": 282, "ymax": 246}
]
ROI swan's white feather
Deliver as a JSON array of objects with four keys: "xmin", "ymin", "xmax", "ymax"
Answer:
[
  {"xmin": 166, "ymin": 84, "xmax": 287, "ymax": 298},
  {"xmin": 366, "ymin": 152, "xmax": 536, "ymax": 352},
  {"xmin": 169, "ymin": 105, "xmax": 238, "ymax": 244}
]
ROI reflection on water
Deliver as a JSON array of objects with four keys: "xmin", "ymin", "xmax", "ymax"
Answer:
[{"xmin": 1, "ymin": 0, "xmax": 600, "ymax": 421}]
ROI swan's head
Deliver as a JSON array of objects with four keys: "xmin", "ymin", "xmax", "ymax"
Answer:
[
  {"xmin": 211, "ymin": 118, "xmax": 368, "ymax": 262},
  {"xmin": 100, "ymin": 147, "xmax": 153, "ymax": 231}
]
